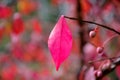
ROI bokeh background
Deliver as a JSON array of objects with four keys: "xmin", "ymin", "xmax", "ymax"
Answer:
[{"xmin": 0, "ymin": 0, "xmax": 120, "ymax": 80}]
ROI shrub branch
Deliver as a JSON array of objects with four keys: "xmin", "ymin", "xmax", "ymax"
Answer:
[
  {"xmin": 64, "ymin": 15, "xmax": 120, "ymax": 79},
  {"xmin": 64, "ymin": 16, "xmax": 120, "ymax": 35}
]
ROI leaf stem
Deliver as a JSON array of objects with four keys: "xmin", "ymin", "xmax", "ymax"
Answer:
[{"xmin": 64, "ymin": 16, "xmax": 120, "ymax": 35}]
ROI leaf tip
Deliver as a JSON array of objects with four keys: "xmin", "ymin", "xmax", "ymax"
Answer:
[
  {"xmin": 56, "ymin": 67, "xmax": 59, "ymax": 71},
  {"xmin": 56, "ymin": 62, "xmax": 60, "ymax": 71},
  {"xmin": 61, "ymin": 15, "xmax": 64, "ymax": 18}
]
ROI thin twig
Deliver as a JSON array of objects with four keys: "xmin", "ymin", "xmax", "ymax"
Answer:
[
  {"xmin": 103, "ymin": 34, "xmax": 118, "ymax": 47},
  {"xmin": 64, "ymin": 16, "xmax": 120, "ymax": 35},
  {"xmin": 88, "ymin": 56, "xmax": 120, "ymax": 64}
]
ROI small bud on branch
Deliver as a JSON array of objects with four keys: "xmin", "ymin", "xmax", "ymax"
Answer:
[
  {"xmin": 96, "ymin": 47, "xmax": 104, "ymax": 54},
  {"xmin": 89, "ymin": 31, "xmax": 96, "ymax": 38}
]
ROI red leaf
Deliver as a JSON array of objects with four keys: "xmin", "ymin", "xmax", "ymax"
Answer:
[
  {"xmin": 32, "ymin": 19, "xmax": 42, "ymax": 33},
  {"xmin": 116, "ymin": 65, "xmax": 120, "ymax": 79},
  {"xmin": 0, "ymin": 6, "xmax": 12, "ymax": 19},
  {"xmin": 48, "ymin": 15, "xmax": 72, "ymax": 71},
  {"xmin": 12, "ymin": 13, "xmax": 24, "ymax": 35},
  {"xmin": 0, "ymin": 27, "xmax": 4, "ymax": 40}
]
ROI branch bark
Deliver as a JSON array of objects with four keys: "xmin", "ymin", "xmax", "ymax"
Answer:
[
  {"xmin": 76, "ymin": 0, "xmax": 87, "ymax": 80},
  {"xmin": 96, "ymin": 57, "xmax": 120, "ymax": 80}
]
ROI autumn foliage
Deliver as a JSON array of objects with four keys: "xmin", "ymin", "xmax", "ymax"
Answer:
[{"xmin": 0, "ymin": 0, "xmax": 120, "ymax": 80}]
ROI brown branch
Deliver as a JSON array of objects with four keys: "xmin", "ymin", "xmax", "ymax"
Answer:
[
  {"xmin": 96, "ymin": 57, "xmax": 120, "ymax": 80},
  {"xmin": 64, "ymin": 16, "xmax": 120, "ymax": 35},
  {"xmin": 76, "ymin": 0, "xmax": 87, "ymax": 80}
]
